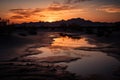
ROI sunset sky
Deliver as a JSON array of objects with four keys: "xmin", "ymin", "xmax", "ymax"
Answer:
[{"xmin": 0, "ymin": 0, "xmax": 120, "ymax": 23}]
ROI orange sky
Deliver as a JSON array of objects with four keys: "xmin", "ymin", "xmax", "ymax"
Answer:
[{"xmin": 0, "ymin": 0, "xmax": 120, "ymax": 23}]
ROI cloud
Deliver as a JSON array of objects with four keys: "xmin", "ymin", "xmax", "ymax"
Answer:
[
  {"xmin": 9, "ymin": 8, "xmax": 45, "ymax": 19},
  {"xmin": 10, "ymin": 15, "xmax": 24, "ymax": 19},
  {"xmin": 98, "ymin": 5, "xmax": 120, "ymax": 13},
  {"xmin": 64, "ymin": 0, "xmax": 91, "ymax": 4},
  {"xmin": 46, "ymin": 0, "xmax": 91, "ymax": 11},
  {"xmin": 9, "ymin": 2, "xmax": 78, "ymax": 20},
  {"xmin": 10, "ymin": 8, "xmax": 43, "ymax": 18},
  {"xmin": 9, "ymin": 1, "xmax": 86, "ymax": 20},
  {"xmin": 47, "ymin": 2, "xmax": 75, "ymax": 11}
]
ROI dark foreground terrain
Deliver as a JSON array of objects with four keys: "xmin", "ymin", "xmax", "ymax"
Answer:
[{"xmin": 0, "ymin": 30, "xmax": 120, "ymax": 80}]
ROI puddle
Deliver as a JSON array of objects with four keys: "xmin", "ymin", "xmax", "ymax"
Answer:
[
  {"xmin": 22, "ymin": 35, "xmax": 120, "ymax": 77},
  {"xmin": 52, "ymin": 36, "xmax": 97, "ymax": 48},
  {"xmin": 1, "ymin": 32, "xmax": 120, "ymax": 80}
]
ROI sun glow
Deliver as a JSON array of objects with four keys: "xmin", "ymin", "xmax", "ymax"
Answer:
[
  {"xmin": 46, "ymin": 17, "xmax": 56, "ymax": 22},
  {"xmin": 48, "ymin": 19, "xmax": 54, "ymax": 22}
]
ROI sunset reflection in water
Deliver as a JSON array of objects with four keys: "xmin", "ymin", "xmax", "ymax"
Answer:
[
  {"xmin": 22, "ymin": 34, "xmax": 120, "ymax": 77},
  {"xmin": 27, "ymin": 36, "xmax": 97, "ymax": 60},
  {"xmin": 51, "ymin": 36, "xmax": 96, "ymax": 48}
]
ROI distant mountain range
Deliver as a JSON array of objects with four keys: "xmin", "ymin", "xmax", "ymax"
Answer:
[
  {"xmin": 1, "ymin": 18, "xmax": 120, "ymax": 36},
  {"xmin": 15, "ymin": 18, "xmax": 120, "ymax": 27}
]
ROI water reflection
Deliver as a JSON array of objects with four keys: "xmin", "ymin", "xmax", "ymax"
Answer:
[
  {"xmin": 52, "ymin": 36, "xmax": 96, "ymax": 48},
  {"xmin": 25, "ymin": 36, "xmax": 96, "ymax": 62},
  {"xmin": 22, "ymin": 34, "xmax": 120, "ymax": 78},
  {"xmin": 3, "ymin": 32, "xmax": 119, "ymax": 80},
  {"xmin": 65, "ymin": 51, "xmax": 120, "ymax": 76}
]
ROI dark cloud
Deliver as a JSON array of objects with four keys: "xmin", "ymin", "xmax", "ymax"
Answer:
[
  {"xmin": 9, "ymin": 0, "xmax": 87, "ymax": 20},
  {"xmin": 98, "ymin": 5, "xmax": 120, "ymax": 13},
  {"xmin": 10, "ymin": 15, "xmax": 24, "ymax": 19},
  {"xmin": 32, "ymin": 8, "xmax": 43, "ymax": 13},
  {"xmin": 39, "ymin": 15, "xmax": 46, "ymax": 17},
  {"xmin": 47, "ymin": 3, "xmax": 75, "ymax": 11},
  {"xmin": 10, "ymin": 3, "xmax": 76, "ymax": 19},
  {"xmin": 46, "ymin": 0, "xmax": 92, "ymax": 11},
  {"xmin": 65, "ymin": 0, "xmax": 91, "ymax": 4},
  {"xmin": 9, "ymin": 8, "xmax": 45, "ymax": 19},
  {"xmin": 10, "ymin": 8, "xmax": 43, "ymax": 18}
]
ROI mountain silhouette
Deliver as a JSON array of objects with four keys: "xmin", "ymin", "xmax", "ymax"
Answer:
[{"xmin": 15, "ymin": 18, "xmax": 120, "ymax": 27}]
